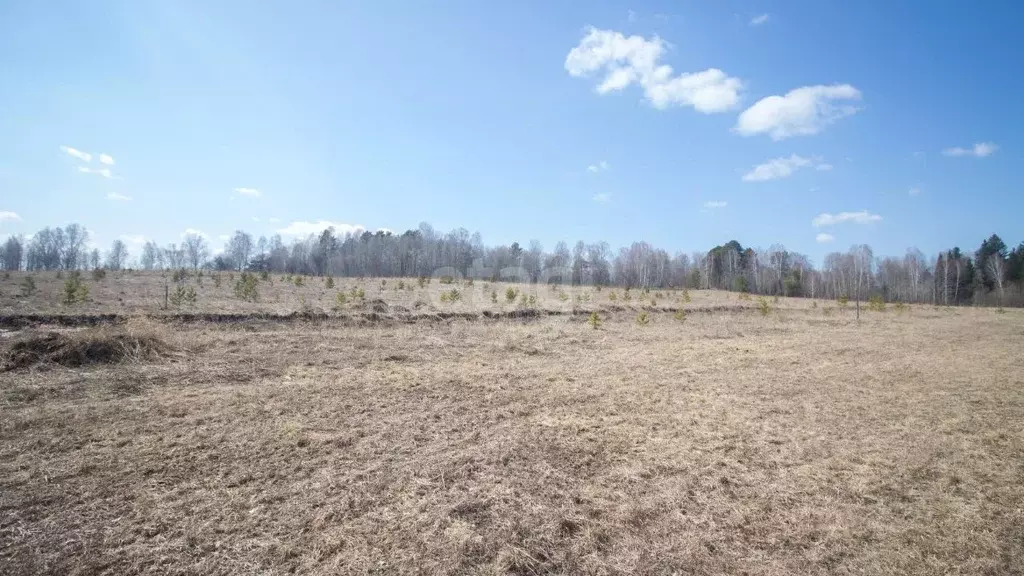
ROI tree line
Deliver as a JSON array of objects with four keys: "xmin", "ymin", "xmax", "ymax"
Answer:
[{"xmin": 3, "ymin": 223, "xmax": 1023, "ymax": 307}]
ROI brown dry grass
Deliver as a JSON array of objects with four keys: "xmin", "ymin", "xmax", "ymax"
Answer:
[
  {"xmin": 1, "ymin": 270, "xmax": 753, "ymax": 318},
  {"xmin": 1, "ymin": 292, "xmax": 1022, "ymax": 574}
]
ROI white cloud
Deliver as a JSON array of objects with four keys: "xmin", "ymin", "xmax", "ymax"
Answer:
[
  {"xmin": 908, "ymin": 186, "xmax": 922, "ymax": 196},
  {"xmin": 750, "ymin": 13, "xmax": 770, "ymax": 26},
  {"xmin": 233, "ymin": 187, "xmax": 261, "ymax": 197},
  {"xmin": 816, "ymin": 163, "xmax": 833, "ymax": 171},
  {"xmin": 61, "ymin": 145, "xmax": 92, "ymax": 162},
  {"xmin": 592, "ymin": 192, "xmax": 612, "ymax": 203},
  {"xmin": 252, "ymin": 217, "xmax": 261, "ymax": 223},
  {"xmin": 120, "ymin": 234, "xmax": 146, "ymax": 245},
  {"xmin": 815, "ymin": 233, "xmax": 835, "ymax": 243},
  {"xmin": 98, "ymin": 153, "xmax": 115, "ymax": 165},
  {"xmin": 181, "ymin": 228, "xmax": 209, "ymax": 239},
  {"xmin": 0, "ymin": 211, "xmax": 21, "ymax": 221},
  {"xmin": 703, "ymin": 200, "xmax": 727, "ymax": 209},
  {"xmin": 277, "ymin": 220, "xmax": 366, "ymax": 237},
  {"xmin": 735, "ymin": 84, "xmax": 862, "ymax": 140},
  {"xmin": 268, "ymin": 217, "xmax": 281, "ymax": 223},
  {"xmin": 78, "ymin": 166, "xmax": 113, "ymax": 179},
  {"xmin": 218, "ymin": 234, "xmax": 231, "ymax": 241},
  {"xmin": 106, "ymin": 192, "xmax": 132, "ymax": 201},
  {"xmin": 942, "ymin": 142, "xmax": 998, "ymax": 158},
  {"xmin": 565, "ymin": 27, "xmax": 743, "ymax": 113},
  {"xmin": 812, "ymin": 210, "xmax": 882, "ymax": 228},
  {"xmin": 742, "ymin": 154, "xmax": 812, "ymax": 182},
  {"xmin": 587, "ymin": 160, "xmax": 610, "ymax": 172}
]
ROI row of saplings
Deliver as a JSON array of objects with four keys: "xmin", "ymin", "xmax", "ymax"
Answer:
[
  {"xmin": 586, "ymin": 308, "xmax": 690, "ymax": 329},
  {"xmin": 13, "ymin": 269, "xmax": 107, "ymax": 305}
]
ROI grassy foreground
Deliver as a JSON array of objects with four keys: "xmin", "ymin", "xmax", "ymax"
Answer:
[{"xmin": 1, "ymin": 281, "xmax": 1022, "ymax": 574}]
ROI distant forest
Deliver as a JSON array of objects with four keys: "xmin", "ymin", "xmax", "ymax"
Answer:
[{"xmin": 3, "ymin": 223, "xmax": 1022, "ymax": 307}]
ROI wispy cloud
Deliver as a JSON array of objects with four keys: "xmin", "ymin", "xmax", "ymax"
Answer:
[
  {"xmin": 277, "ymin": 220, "xmax": 366, "ymax": 237},
  {"xmin": 78, "ymin": 166, "xmax": 114, "ymax": 179},
  {"xmin": 742, "ymin": 154, "xmax": 812, "ymax": 182},
  {"xmin": 565, "ymin": 27, "xmax": 743, "ymax": 113},
  {"xmin": 736, "ymin": 84, "xmax": 862, "ymax": 140},
  {"xmin": 106, "ymin": 192, "xmax": 132, "ymax": 201},
  {"xmin": 587, "ymin": 161, "xmax": 610, "ymax": 173},
  {"xmin": 252, "ymin": 217, "xmax": 261, "ymax": 222},
  {"xmin": 120, "ymin": 234, "xmax": 146, "ymax": 245},
  {"xmin": 816, "ymin": 163, "xmax": 833, "ymax": 171},
  {"xmin": 0, "ymin": 211, "xmax": 21, "ymax": 222},
  {"xmin": 592, "ymin": 192, "xmax": 612, "ymax": 203},
  {"xmin": 942, "ymin": 142, "xmax": 998, "ymax": 158},
  {"xmin": 218, "ymin": 234, "xmax": 231, "ymax": 241},
  {"xmin": 703, "ymin": 200, "xmax": 727, "ymax": 209},
  {"xmin": 233, "ymin": 187, "xmax": 261, "ymax": 197},
  {"xmin": 908, "ymin": 186, "xmax": 922, "ymax": 196},
  {"xmin": 750, "ymin": 13, "xmax": 770, "ymax": 26},
  {"xmin": 60, "ymin": 145, "xmax": 92, "ymax": 163},
  {"xmin": 98, "ymin": 154, "xmax": 115, "ymax": 166},
  {"xmin": 815, "ymin": 233, "xmax": 835, "ymax": 243},
  {"xmin": 812, "ymin": 210, "xmax": 882, "ymax": 228}
]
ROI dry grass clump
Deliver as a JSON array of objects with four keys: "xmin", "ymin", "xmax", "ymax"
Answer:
[{"xmin": 2, "ymin": 324, "xmax": 173, "ymax": 371}]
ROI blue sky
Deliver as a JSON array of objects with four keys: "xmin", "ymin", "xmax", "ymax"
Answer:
[{"xmin": 0, "ymin": 0, "xmax": 1020, "ymax": 264}]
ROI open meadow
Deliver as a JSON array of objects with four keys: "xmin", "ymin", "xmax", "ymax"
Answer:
[{"xmin": 1, "ymin": 271, "xmax": 1022, "ymax": 575}]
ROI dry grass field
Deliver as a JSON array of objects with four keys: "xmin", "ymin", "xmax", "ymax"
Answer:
[{"xmin": 1, "ymin": 272, "xmax": 1023, "ymax": 575}]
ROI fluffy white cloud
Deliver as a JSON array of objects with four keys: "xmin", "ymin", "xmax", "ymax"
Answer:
[
  {"xmin": 815, "ymin": 233, "xmax": 835, "ymax": 243},
  {"xmin": 942, "ymin": 142, "xmax": 998, "ymax": 158},
  {"xmin": 703, "ymin": 200, "xmax": 727, "ymax": 209},
  {"xmin": 120, "ymin": 234, "xmax": 146, "ymax": 245},
  {"xmin": 742, "ymin": 154, "xmax": 812, "ymax": 182},
  {"xmin": 909, "ymin": 187, "xmax": 922, "ymax": 196},
  {"xmin": 252, "ymin": 217, "xmax": 261, "ymax": 223},
  {"xmin": 587, "ymin": 161, "xmax": 610, "ymax": 172},
  {"xmin": 565, "ymin": 27, "xmax": 742, "ymax": 113},
  {"xmin": 181, "ymin": 228, "xmax": 209, "ymax": 239},
  {"xmin": 106, "ymin": 192, "xmax": 132, "ymax": 201},
  {"xmin": 98, "ymin": 154, "xmax": 115, "ymax": 165},
  {"xmin": 277, "ymin": 220, "xmax": 366, "ymax": 237},
  {"xmin": 233, "ymin": 187, "xmax": 261, "ymax": 197},
  {"xmin": 812, "ymin": 210, "xmax": 882, "ymax": 228},
  {"xmin": 0, "ymin": 211, "xmax": 21, "ymax": 221},
  {"xmin": 79, "ymin": 167, "xmax": 113, "ymax": 179},
  {"xmin": 736, "ymin": 84, "xmax": 862, "ymax": 140},
  {"xmin": 592, "ymin": 193, "xmax": 612, "ymax": 203},
  {"xmin": 61, "ymin": 145, "xmax": 92, "ymax": 162},
  {"xmin": 750, "ymin": 14, "xmax": 770, "ymax": 26}
]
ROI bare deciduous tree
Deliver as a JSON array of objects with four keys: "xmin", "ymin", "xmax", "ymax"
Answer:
[
  {"xmin": 182, "ymin": 234, "xmax": 209, "ymax": 270},
  {"xmin": 106, "ymin": 239, "xmax": 128, "ymax": 271},
  {"xmin": 141, "ymin": 241, "xmax": 161, "ymax": 270},
  {"xmin": 1, "ymin": 235, "xmax": 24, "ymax": 271},
  {"xmin": 227, "ymin": 231, "xmax": 254, "ymax": 271}
]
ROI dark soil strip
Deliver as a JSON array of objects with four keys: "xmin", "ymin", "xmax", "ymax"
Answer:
[{"xmin": 0, "ymin": 305, "xmax": 751, "ymax": 329}]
